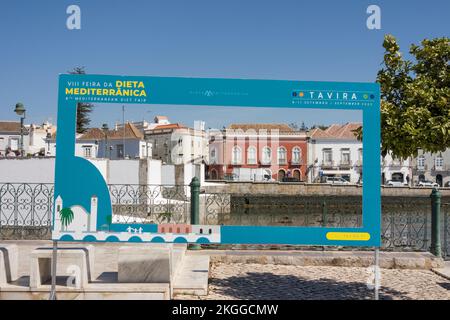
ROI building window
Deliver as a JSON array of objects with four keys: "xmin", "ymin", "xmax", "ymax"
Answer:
[
  {"xmin": 116, "ymin": 144, "xmax": 124, "ymax": 158},
  {"xmin": 231, "ymin": 146, "xmax": 242, "ymax": 164},
  {"xmin": 417, "ymin": 156, "xmax": 425, "ymax": 169},
  {"xmin": 277, "ymin": 147, "xmax": 287, "ymax": 165},
  {"xmin": 323, "ymin": 148, "xmax": 333, "ymax": 165},
  {"xmin": 262, "ymin": 146, "xmax": 271, "ymax": 164},
  {"xmin": 293, "ymin": 169, "xmax": 301, "ymax": 180},
  {"xmin": 340, "ymin": 148, "xmax": 351, "ymax": 165},
  {"xmin": 292, "ymin": 147, "xmax": 301, "ymax": 164},
  {"xmin": 210, "ymin": 148, "xmax": 217, "ymax": 164},
  {"xmin": 83, "ymin": 146, "xmax": 92, "ymax": 158},
  {"xmin": 435, "ymin": 156, "xmax": 444, "ymax": 169},
  {"xmin": 247, "ymin": 146, "xmax": 257, "ymax": 164}
]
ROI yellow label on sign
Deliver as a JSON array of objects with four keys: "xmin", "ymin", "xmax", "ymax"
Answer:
[{"xmin": 326, "ymin": 232, "xmax": 371, "ymax": 241}]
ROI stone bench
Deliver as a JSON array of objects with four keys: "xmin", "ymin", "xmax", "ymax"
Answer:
[
  {"xmin": 0, "ymin": 244, "xmax": 19, "ymax": 285},
  {"xmin": 29, "ymin": 246, "xmax": 95, "ymax": 290},
  {"xmin": 118, "ymin": 244, "xmax": 187, "ymax": 284}
]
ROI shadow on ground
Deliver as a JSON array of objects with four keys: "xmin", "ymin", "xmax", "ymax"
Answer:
[{"xmin": 210, "ymin": 272, "xmax": 411, "ymax": 300}]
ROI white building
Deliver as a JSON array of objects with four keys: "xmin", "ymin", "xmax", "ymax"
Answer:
[
  {"xmin": 382, "ymin": 152, "xmax": 411, "ymax": 185},
  {"xmin": 308, "ymin": 123, "xmax": 363, "ymax": 183},
  {"xmin": 144, "ymin": 116, "xmax": 208, "ymax": 165},
  {"xmin": 47, "ymin": 122, "xmax": 152, "ymax": 160},
  {"xmin": 0, "ymin": 121, "xmax": 55, "ymax": 156}
]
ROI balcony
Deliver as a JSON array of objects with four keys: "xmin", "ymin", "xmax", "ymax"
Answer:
[
  {"xmin": 321, "ymin": 160, "xmax": 335, "ymax": 169},
  {"xmin": 289, "ymin": 159, "xmax": 303, "ymax": 166},
  {"xmin": 339, "ymin": 160, "xmax": 352, "ymax": 169},
  {"xmin": 415, "ymin": 164, "xmax": 427, "ymax": 171},
  {"xmin": 259, "ymin": 160, "xmax": 272, "ymax": 166},
  {"xmin": 433, "ymin": 164, "xmax": 448, "ymax": 172}
]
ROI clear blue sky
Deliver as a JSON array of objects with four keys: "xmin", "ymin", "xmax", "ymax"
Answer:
[{"xmin": 0, "ymin": 0, "xmax": 448, "ymax": 129}]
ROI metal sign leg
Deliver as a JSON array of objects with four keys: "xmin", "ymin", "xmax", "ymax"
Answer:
[
  {"xmin": 49, "ymin": 240, "xmax": 58, "ymax": 300},
  {"xmin": 374, "ymin": 247, "xmax": 380, "ymax": 300}
]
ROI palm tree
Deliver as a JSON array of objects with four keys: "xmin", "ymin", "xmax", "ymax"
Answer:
[{"xmin": 59, "ymin": 208, "xmax": 74, "ymax": 230}]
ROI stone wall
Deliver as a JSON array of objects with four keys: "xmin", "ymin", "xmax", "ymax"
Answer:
[{"xmin": 203, "ymin": 181, "xmax": 450, "ymax": 197}]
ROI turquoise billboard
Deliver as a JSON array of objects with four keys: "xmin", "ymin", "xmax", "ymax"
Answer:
[{"xmin": 53, "ymin": 74, "xmax": 381, "ymax": 246}]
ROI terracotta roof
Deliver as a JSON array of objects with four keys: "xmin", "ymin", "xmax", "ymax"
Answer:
[
  {"xmin": 227, "ymin": 123, "xmax": 294, "ymax": 132},
  {"xmin": 155, "ymin": 115, "xmax": 168, "ymax": 120},
  {"xmin": 308, "ymin": 128, "xmax": 330, "ymax": 139},
  {"xmin": 152, "ymin": 123, "xmax": 186, "ymax": 130},
  {"xmin": 333, "ymin": 122, "xmax": 362, "ymax": 139},
  {"xmin": 79, "ymin": 122, "xmax": 144, "ymax": 140},
  {"xmin": 309, "ymin": 122, "xmax": 361, "ymax": 140},
  {"xmin": 78, "ymin": 128, "xmax": 105, "ymax": 140},
  {"xmin": 0, "ymin": 121, "xmax": 21, "ymax": 133}
]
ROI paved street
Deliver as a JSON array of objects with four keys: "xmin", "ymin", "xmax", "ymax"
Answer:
[{"xmin": 176, "ymin": 263, "xmax": 450, "ymax": 300}]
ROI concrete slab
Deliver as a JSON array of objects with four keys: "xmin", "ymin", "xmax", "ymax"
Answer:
[
  {"xmin": 118, "ymin": 246, "xmax": 172, "ymax": 283},
  {"xmin": 432, "ymin": 261, "xmax": 450, "ymax": 280},
  {"xmin": 0, "ymin": 283, "xmax": 170, "ymax": 300},
  {"xmin": 29, "ymin": 247, "xmax": 93, "ymax": 289},
  {"xmin": 0, "ymin": 244, "xmax": 19, "ymax": 284},
  {"xmin": 173, "ymin": 254, "xmax": 210, "ymax": 296}
]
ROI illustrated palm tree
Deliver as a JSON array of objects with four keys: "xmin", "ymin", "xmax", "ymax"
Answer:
[{"xmin": 59, "ymin": 208, "xmax": 74, "ymax": 230}]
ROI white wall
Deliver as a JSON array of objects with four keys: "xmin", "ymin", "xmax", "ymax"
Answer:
[
  {"xmin": 0, "ymin": 158, "xmax": 55, "ymax": 183},
  {"xmin": 108, "ymin": 160, "xmax": 140, "ymax": 184},
  {"xmin": 161, "ymin": 164, "xmax": 175, "ymax": 185},
  {"xmin": 147, "ymin": 159, "xmax": 162, "ymax": 185},
  {"xmin": 183, "ymin": 163, "xmax": 205, "ymax": 185},
  {"xmin": 0, "ymin": 158, "xmax": 197, "ymax": 186},
  {"xmin": 0, "ymin": 158, "xmax": 107, "ymax": 183}
]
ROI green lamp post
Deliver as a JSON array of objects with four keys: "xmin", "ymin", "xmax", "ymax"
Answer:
[
  {"xmin": 102, "ymin": 123, "xmax": 109, "ymax": 159},
  {"xmin": 14, "ymin": 103, "xmax": 26, "ymax": 157}
]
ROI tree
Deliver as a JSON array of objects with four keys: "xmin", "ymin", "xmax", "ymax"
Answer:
[
  {"xmin": 69, "ymin": 67, "xmax": 94, "ymax": 133},
  {"xmin": 310, "ymin": 124, "xmax": 329, "ymax": 130},
  {"xmin": 300, "ymin": 121, "xmax": 308, "ymax": 131},
  {"xmin": 374, "ymin": 35, "xmax": 450, "ymax": 159},
  {"xmin": 288, "ymin": 122, "xmax": 299, "ymax": 130}
]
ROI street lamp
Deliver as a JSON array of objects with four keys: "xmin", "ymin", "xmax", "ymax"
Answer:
[
  {"xmin": 14, "ymin": 103, "xmax": 26, "ymax": 157},
  {"xmin": 102, "ymin": 123, "xmax": 109, "ymax": 159},
  {"xmin": 46, "ymin": 132, "xmax": 52, "ymax": 156}
]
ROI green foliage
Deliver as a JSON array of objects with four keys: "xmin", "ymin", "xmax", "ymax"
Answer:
[
  {"xmin": 377, "ymin": 35, "xmax": 450, "ymax": 159},
  {"xmin": 310, "ymin": 124, "xmax": 329, "ymax": 130},
  {"xmin": 59, "ymin": 207, "xmax": 74, "ymax": 228},
  {"xmin": 69, "ymin": 67, "xmax": 94, "ymax": 133},
  {"xmin": 157, "ymin": 211, "xmax": 172, "ymax": 223}
]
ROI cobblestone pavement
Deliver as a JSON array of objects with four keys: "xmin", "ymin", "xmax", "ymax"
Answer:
[{"xmin": 176, "ymin": 263, "xmax": 450, "ymax": 300}]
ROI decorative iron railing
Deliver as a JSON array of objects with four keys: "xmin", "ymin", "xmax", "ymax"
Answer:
[{"xmin": 0, "ymin": 182, "xmax": 448, "ymax": 258}]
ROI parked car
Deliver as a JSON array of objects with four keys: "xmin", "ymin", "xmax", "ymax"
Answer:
[
  {"xmin": 386, "ymin": 180, "xmax": 407, "ymax": 187},
  {"xmin": 324, "ymin": 177, "xmax": 350, "ymax": 185},
  {"xmin": 417, "ymin": 180, "xmax": 439, "ymax": 188}
]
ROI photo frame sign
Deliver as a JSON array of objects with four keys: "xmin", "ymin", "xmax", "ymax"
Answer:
[{"xmin": 53, "ymin": 74, "xmax": 381, "ymax": 247}]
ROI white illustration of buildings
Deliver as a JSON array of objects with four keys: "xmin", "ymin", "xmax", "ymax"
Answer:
[{"xmin": 53, "ymin": 195, "xmax": 98, "ymax": 236}]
